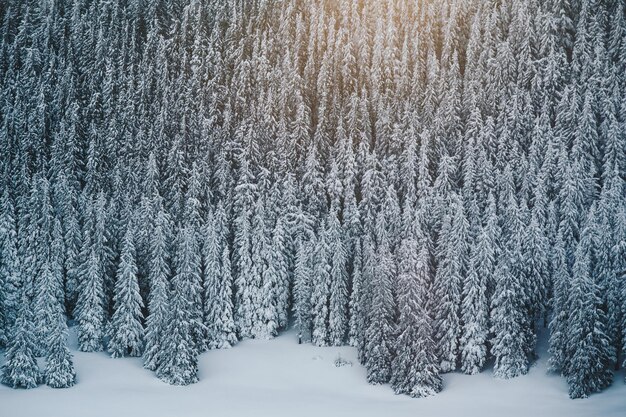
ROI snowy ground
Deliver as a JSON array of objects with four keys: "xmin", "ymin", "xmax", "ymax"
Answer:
[{"xmin": 1, "ymin": 327, "xmax": 625, "ymax": 417}]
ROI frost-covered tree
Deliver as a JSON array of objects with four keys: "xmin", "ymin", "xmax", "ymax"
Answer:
[
  {"xmin": 365, "ymin": 216, "xmax": 395, "ymax": 384},
  {"xmin": 44, "ymin": 311, "xmax": 76, "ymax": 388},
  {"xmin": 144, "ymin": 202, "xmax": 171, "ymax": 370},
  {"xmin": 233, "ymin": 157, "xmax": 257, "ymax": 339},
  {"xmin": 34, "ymin": 261, "xmax": 61, "ymax": 357},
  {"xmin": 108, "ymin": 225, "xmax": 144, "ymax": 358},
  {"xmin": 433, "ymin": 195, "xmax": 468, "ymax": 373},
  {"xmin": 490, "ymin": 246, "xmax": 528, "ymax": 379},
  {"xmin": 328, "ymin": 208, "xmax": 348, "ymax": 346},
  {"xmin": 348, "ymin": 237, "xmax": 364, "ymax": 348},
  {"xmin": 460, "ymin": 194, "xmax": 497, "ymax": 375},
  {"xmin": 76, "ymin": 248, "xmax": 105, "ymax": 352},
  {"xmin": 294, "ymin": 237, "xmax": 313, "ymax": 343},
  {"xmin": 391, "ymin": 227, "xmax": 442, "ymax": 397},
  {"xmin": 548, "ymin": 232, "xmax": 571, "ymax": 375},
  {"xmin": 203, "ymin": 209, "xmax": 237, "ymax": 349},
  {"xmin": 565, "ymin": 213, "xmax": 613, "ymax": 398},
  {"xmin": 2, "ymin": 291, "xmax": 39, "ymax": 389},
  {"xmin": 0, "ymin": 189, "xmax": 20, "ymax": 344},
  {"xmin": 311, "ymin": 225, "xmax": 331, "ymax": 347},
  {"xmin": 157, "ymin": 227, "xmax": 200, "ymax": 386}
]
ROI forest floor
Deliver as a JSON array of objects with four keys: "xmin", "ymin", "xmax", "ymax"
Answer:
[{"xmin": 0, "ymin": 327, "xmax": 625, "ymax": 417}]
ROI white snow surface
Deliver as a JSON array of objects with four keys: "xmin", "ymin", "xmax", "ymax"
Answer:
[{"xmin": 1, "ymin": 327, "xmax": 625, "ymax": 417}]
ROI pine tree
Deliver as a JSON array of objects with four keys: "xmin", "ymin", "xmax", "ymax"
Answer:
[
  {"xmin": 233, "ymin": 156, "xmax": 257, "ymax": 339},
  {"xmin": 433, "ymin": 195, "xmax": 467, "ymax": 373},
  {"xmin": 44, "ymin": 311, "xmax": 76, "ymax": 388},
  {"xmin": 144, "ymin": 202, "xmax": 171, "ymax": 370},
  {"xmin": 2, "ymin": 291, "xmax": 39, "ymax": 389},
  {"xmin": 311, "ymin": 225, "xmax": 331, "ymax": 347},
  {"xmin": 348, "ymin": 237, "xmax": 364, "ymax": 348},
  {"xmin": 328, "ymin": 208, "xmax": 348, "ymax": 346},
  {"xmin": 565, "ymin": 213, "xmax": 613, "ymax": 398},
  {"xmin": 34, "ymin": 261, "xmax": 60, "ymax": 357},
  {"xmin": 157, "ymin": 227, "xmax": 200, "ymax": 386},
  {"xmin": 203, "ymin": 210, "xmax": 237, "ymax": 349},
  {"xmin": 294, "ymin": 237, "xmax": 313, "ymax": 343},
  {"xmin": 460, "ymin": 194, "xmax": 497, "ymax": 375},
  {"xmin": 108, "ymin": 225, "xmax": 144, "ymax": 358},
  {"xmin": 0, "ymin": 189, "xmax": 19, "ymax": 345},
  {"xmin": 365, "ymin": 216, "xmax": 395, "ymax": 384},
  {"xmin": 76, "ymin": 248, "xmax": 105, "ymax": 352},
  {"xmin": 216, "ymin": 245, "xmax": 237, "ymax": 348},
  {"xmin": 391, "ymin": 227, "xmax": 442, "ymax": 397},
  {"xmin": 548, "ymin": 232, "xmax": 571, "ymax": 375},
  {"xmin": 271, "ymin": 215, "xmax": 290, "ymax": 330}
]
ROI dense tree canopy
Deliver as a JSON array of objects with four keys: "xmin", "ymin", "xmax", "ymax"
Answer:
[{"xmin": 0, "ymin": 0, "xmax": 625, "ymax": 399}]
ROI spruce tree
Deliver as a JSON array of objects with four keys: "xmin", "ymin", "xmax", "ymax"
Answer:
[
  {"xmin": 34, "ymin": 261, "xmax": 60, "ymax": 357},
  {"xmin": 157, "ymin": 227, "xmax": 200, "ymax": 386},
  {"xmin": 233, "ymin": 157, "xmax": 257, "ymax": 339},
  {"xmin": 294, "ymin": 238, "xmax": 313, "ymax": 343},
  {"xmin": 45, "ymin": 311, "xmax": 76, "ymax": 388},
  {"xmin": 460, "ymin": 198, "xmax": 496, "ymax": 375},
  {"xmin": 548, "ymin": 232, "xmax": 571, "ymax": 375},
  {"xmin": 391, "ymin": 229, "xmax": 442, "ymax": 397},
  {"xmin": 144, "ymin": 203, "xmax": 171, "ymax": 370},
  {"xmin": 491, "ymin": 248, "xmax": 528, "ymax": 379},
  {"xmin": 2, "ymin": 291, "xmax": 39, "ymax": 389},
  {"xmin": 565, "ymin": 214, "xmax": 613, "ymax": 398},
  {"xmin": 348, "ymin": 237, "xmax": 364, "ymax": 348},
  {"xmin": 328, "ymin": 208, "xmax": 348, "ymax": 346},
  {"xmin": 0, "ymin": 189, "xmax": 19, "ymax": 345},
  {"xmin": 76, "ymin": 248, "xmax": 105, "ymax": 352},
  {"xmin": 433, "ymin": 195, "xmax": 467, "ymax": 373},
  {"xmin": 108, "ymin": 225, "xmax": 144, "ymax": 358},
  {"xmin": 203, "ymin": 210, "xmax": 237, "ymax": 349},
  {"xmin": 365, "ymin": 216, "xmax": 395, "ymax": 384},
  {"xmin": 311, "ymin": 226, "xmax": 331, "ymax": 347}
]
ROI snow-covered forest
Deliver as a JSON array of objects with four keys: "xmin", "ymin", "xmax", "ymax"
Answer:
[{"xmin": 0, "ymin": 0, "xmax": 625, "ymax": 402}]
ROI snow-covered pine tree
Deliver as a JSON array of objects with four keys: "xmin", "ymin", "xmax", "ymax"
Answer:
[
  {"xmin": 348, "ymin": 237, "xmax": 364, "ymax": 348},
  {"xmin": 250, "ymin": 195, "xmax": 275, "ymax": 339},
  {"xmin": 311, "ymin": 222, "xmax": 331, "ymax": 347},
  {"xmin": 203, "ymin": 208, "xmax": 237, "ymax": 349},
  {"xmin": 433, "ymin": 194, "xmax": 467, "ymax": 373},
  {"xmin": 565, "ymin": 209, "xmax": 613, "ymax": 398},
  {"xmin": 76, "ymin": 247, "xmax": 105, "ymax": 352},
  {"xmin": 294, "ymin": 237, "xmax": 313, "ymax": 343},
  {"xmin": 328, "ymin": 206, "xmax": 348, "ymax": 346},
  {"xmin": 233, "ymin": 156, "xmax": 257, "ymax": 339},
  {"xmin": 490, "ymin": 167, "xmax": 530, "ymax": 379},
  {"xmin": 51, "ymin": 217, "xmax": 66, "ymax": 306},
  {"xmin": 365, "ymin": 215, "xmax": 395, "ymax": 384},
  {"xmin": 271, "ymin": 215, "xmax": 290, "ymax": 330},
  {"xmin": 548, "ymin": 231, "xmax": 571, "ymax": 374},
  {"xmin": 519, "ymin": 209, "xmax": 549, "ymax": 357},
  {"xmin": 108, "ymin": 224, "xmax": 144, "ymax": 358},
  {"xmin": 157, "ymin": 227, "xmax": 200, "ymax": 386},
  {"xmin": 391, "ymin": 224, "xmax": 442, "ymax": 397},
  {"xmin": 178, "ymin": 223, "xmax": 204, "ymax": 349},
  {"xmin": 614, "ymin": 206, "xmax": 626, "ymax": 373},
  {"xmin": 217, "ymin": 245, "xmax": 237, "ymax": 348},
  {"xmin": 44, "ymin": 310, "xmax": 76, "ymax": 388},
  {"xmin": 144, "ymin": 201, "xmax": 171, "ymax": 370},
  {"xmin": 460, "ymin": 193, "xmax": 497, "ymax": 375},
  {"xmin": 34, "ymin": 261, "xmax": 60, "ymax": 357},
  {"xmin": 1, "ymin": 290, "xmax": 39, "ymax": 389},
  {"xmin": 0, "ymin": 189, "xmax": 20, "ymax": 345},
  {"xmin": 490, "ymin": 242, "xmax": 528, "ymax": 379},
  {"xmin": 203, "ymin": 210, "xmax": 222, "ymax": 346}
]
